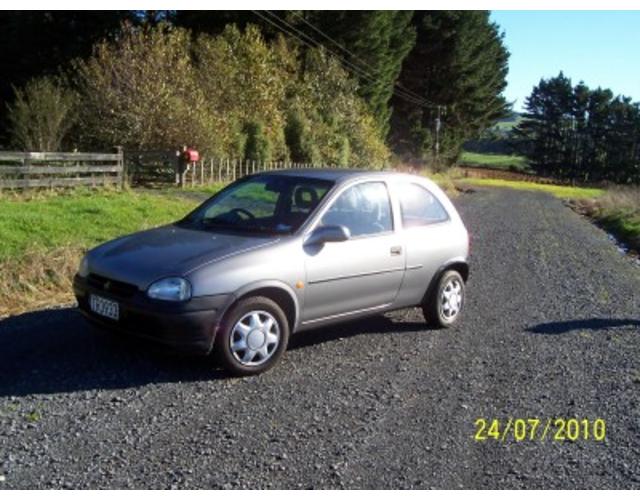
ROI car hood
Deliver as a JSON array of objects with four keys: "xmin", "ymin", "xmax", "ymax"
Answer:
[{"xmin": 88, "ymin": 224, "xmax": 278, "ymax": 288}]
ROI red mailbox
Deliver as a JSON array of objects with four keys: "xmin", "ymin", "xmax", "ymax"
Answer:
[{"xmin": 186, "ymin": 148, "xmax": 199, "ymax": 162}]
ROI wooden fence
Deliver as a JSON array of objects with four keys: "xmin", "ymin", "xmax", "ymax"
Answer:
[{"xmin": 0, "ymin": 150, "xmax": 123, "ymax": 190}]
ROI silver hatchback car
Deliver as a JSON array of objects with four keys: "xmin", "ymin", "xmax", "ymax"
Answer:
[{"xmin": 74, "ymin": 169, "xmax": 470, "ymax": 375}]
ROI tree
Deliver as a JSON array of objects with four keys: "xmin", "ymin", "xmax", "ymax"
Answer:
[
  {"xmin": 285, "ymin": 110, "xmax": 319, "ymax": 164},
  {"xmin": 175, "ymin": 11, "xmax": 415, "ymax": 138},
  {"xmin": 67, "ymin": 21, "xmax": 388, "ymax": 166},
  {"xmin": 516, "ymin": 72, "xmax": 640, "ymax": 183},
  {"xmin": 7, "ymin": 77, "xmax": 77, "ymax": 151},
  {"xmin": 287, "ymin": 47, "xmax": 389, "ymax": 167},
  {"xmin": 515, "ymin": 72, "xmax": 574, "ymax": 177},
  {"xmin": 299, "ymin": 11, "xmax": 415, "ymax": 137},
  {"xmin": 0, "ymin": 11, "xmax": 128, "ymax": 141},
  {"xmin": 244, "ymin": 121, "xmax": 272, "ymax": 162},
  {"xmin": 390, "ymin": 11, "xmax": 510, "ymax": 165},
  {"xmin": 71, "ymin": 23, "xmax": 215, "ymax": 153}
]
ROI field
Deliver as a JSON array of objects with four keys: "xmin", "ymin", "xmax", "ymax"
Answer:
[
  {"xmin": 455, "ymin": 177, "xmax": 604, "ymax": 200},
  {"xmin": 459, "ymin": 151, "xmax": 529, "ymax": 172}
]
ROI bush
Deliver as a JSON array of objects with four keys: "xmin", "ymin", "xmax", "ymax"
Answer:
[
  {"xmin": 7, "ymin": 76, "xmax": 76, "ymax": 151},
  {"xmin": 193, "ymin": 25, "xmax": 294, "ymax": 159},
  {"xmin": 243, "ymin": 121, "xmax": 272, "ymax": 163},
  {"xmin": 285, "ymin": 109, "xmax": 319, "ymax": 164},
  {"xmin": 68, "ymin": 22, "xmax": 388, "ymax": 167},
  {"xmin": 72, "ymin": 23, "xmax": 216, "ymax": 153},
  {"xmin": 288, "ymin": 48, "xmax": 390, "ymax": 168}
]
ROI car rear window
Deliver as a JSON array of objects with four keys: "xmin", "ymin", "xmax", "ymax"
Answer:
[{"xmin": 399, "ymin": 183, "xmax": 449, "ymax": 228}]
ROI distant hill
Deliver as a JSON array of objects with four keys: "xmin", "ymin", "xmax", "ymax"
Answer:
[
  {"xmin": 493, "ymin": 112, "xmax": 523, "ymax": 132},
  {"xmin": 462, "ymin": 112, "xmax": 524, "ymax": 155}
]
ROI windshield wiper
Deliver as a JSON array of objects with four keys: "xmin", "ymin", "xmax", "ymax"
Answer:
[{"xmin": 200, "ymin": 219, "xmax": 282, "ymax": 235}]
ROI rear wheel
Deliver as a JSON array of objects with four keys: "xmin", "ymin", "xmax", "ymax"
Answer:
[
  {"xmin": 215, "ymin": 296, "xmax": 289, "ymax": 376},
  {"xmin": 423, "ymin": 270, "xmax": 465, "ymax": 328}
]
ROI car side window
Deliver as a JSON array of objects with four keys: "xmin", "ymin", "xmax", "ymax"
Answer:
[
  {"xmin": 399, "ymin": 183, "xmax": 449, "ymax": 228},
  {"xmin": 321, "ymin": 181, "xmax": 393, "ymax": 237}
]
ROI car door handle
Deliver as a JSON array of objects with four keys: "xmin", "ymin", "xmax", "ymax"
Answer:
[{"xmin": 390, "ymin": 245, "xmax": 402, "ymax": 256}]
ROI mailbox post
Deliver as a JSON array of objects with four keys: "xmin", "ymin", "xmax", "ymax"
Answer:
[{"xmin": 176, "ymin": 145, "xmax": 199, "ymax": 188}]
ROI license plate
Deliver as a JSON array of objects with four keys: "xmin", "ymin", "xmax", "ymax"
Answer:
[{"xmin": 90, "ymin": 295, "xmax": 119, "ymax": 321}]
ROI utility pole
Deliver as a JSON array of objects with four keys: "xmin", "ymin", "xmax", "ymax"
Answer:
[{"xmin": 435, "ymin": 105, "xmax": 445, "ymax": 160}]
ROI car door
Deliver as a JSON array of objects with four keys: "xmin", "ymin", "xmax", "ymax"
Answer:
[
  {"xmin": 301, "ymin": 180, "xmax": 405, "ymax": 323},
  {"xmin": 391, "ymin": 181, "xmax": 456, "ymax": 308}
]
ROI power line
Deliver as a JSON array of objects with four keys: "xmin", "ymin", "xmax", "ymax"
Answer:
[
  {"xmin": 289, "ymin": 11, "xmax": 439, "ymax": 108},
  {"xmin": 263, "ymin": 10, "xmax": 433, "ymax": 108},
  {"xmin": 253, "ymin": 10, "xmax": 435, "ymax": 109}
]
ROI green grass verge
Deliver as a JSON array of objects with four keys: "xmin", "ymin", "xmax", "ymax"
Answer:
[
  {"xmin": 0, "ymin": 187, "xmax": 213, "ymax": 261},
  {"xmin": 459, "ymin": 152, "xmax": 529, "ymax": 171},
  {"xmin": 0, "ymin": 186, "xmax": 226, "ymax": 316},
  {"xmin": 597, "ymin": 210, "xmax": 640, "ymax": 245},
  {"xmin": 573, "ymin": 188, "xmax": 640, "ymax": 250},
  {"xmin": 456, "ymin": 177, "xmax": 605, "ymax": 200}
]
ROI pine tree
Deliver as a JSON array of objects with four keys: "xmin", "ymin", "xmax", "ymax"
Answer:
[
  {"xmin": 516, "ymin": 72, "xmax": 574, "ymax": 177},
  {"xmin": 390, "ymin": 11, "xmax": 510, "ymax": 165},
  {"xmin": 516, "ymin": 73, "xmax": 640, "ymax": 183}
]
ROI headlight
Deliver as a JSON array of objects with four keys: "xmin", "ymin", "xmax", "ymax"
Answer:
[
  {"xmin": 78, "ymin": 255, "xmax": 89, "ymax": 278},
  {"xmin": 147, "ymin": 277, "xmax": 192, "ymax": 302}
]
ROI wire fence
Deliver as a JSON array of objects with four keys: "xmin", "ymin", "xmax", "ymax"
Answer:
[
  {"xmin": 184, "ymin": 158, "xmax": 331, "ymax": 186},
  {"xmin": 124, "ymin": 150, "xmax": 346, "ymax": 187}
]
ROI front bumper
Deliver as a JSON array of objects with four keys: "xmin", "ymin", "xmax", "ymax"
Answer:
[{"xmin": 74, "ymin": 274, "xmax": 233, "ymax": 355}]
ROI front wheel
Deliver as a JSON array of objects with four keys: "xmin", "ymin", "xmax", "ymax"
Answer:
[
  {"xmin": 423, "ymin": 270, "xmax": 465, "ymax": 328},
  {"xmin": 215, "ymin": 296, "xmax": 290, "ymax": 376}
]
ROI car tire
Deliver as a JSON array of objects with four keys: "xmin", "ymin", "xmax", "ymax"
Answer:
[
  {"xmin": 215, "ymin": 296, "xmax": 290, "ymax": 376},
  {"xmin": 423, "ymin": 270, "xmax": 465, "ymax": 328}
]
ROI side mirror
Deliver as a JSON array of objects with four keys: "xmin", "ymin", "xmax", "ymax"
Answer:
[{"xmin": 305, "ymin": 225, "xmax": 350, "ymax": 246}]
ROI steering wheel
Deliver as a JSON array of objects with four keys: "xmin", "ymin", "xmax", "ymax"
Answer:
[{"xmin": 229, "ymin": 208, "xmax": 255, "ymax": 220}]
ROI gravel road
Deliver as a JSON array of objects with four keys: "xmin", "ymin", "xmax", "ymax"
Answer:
[{"xmin": 1, "ymin": 187, "xmax": 640, "ymax": 489}]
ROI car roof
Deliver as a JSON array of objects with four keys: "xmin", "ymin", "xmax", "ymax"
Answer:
[{"xmin": 257, "ymin": 168, "xmax": 414, "ymax": 183}]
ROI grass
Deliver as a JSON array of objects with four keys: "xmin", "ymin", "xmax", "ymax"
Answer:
[
  {"xmin": 424, "ymin": 170, "xmax": 459, "ymax": 196},
  {"xmin": 459, "ymin": 151, "xmax": 529, "ymax": 172},
  {"xmin": 571, "ymin": 187, "xmax": 640, "ymax": 251},
  {"xmin": 0, "ymin": 187, "xmax": 205, "ymax": 261},
  {"xmin": 456, "ymin": 177, "xmax": 605, "ymax": 200},
  {"xmin": 25, "ymin": 410, "xmax": 41, "ymax": 423},
  {"xmin": 0, "ymin": 186, "xmax": 219, "ymax": 316}
]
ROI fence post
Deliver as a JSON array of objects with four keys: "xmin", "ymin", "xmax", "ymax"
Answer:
[{"xmin": 116, "ymin": 146, "xmax": 125, "ymax": 189}]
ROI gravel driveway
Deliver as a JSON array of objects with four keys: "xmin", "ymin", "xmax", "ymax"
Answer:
[{"xmin": 1, "ymin": 187, "xmax": 639, "ymax": 489}]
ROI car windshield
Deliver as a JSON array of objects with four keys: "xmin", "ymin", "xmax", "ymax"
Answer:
[{"xmin": 180, "ymin": 174, "xmax": 334, "ymax": 235}]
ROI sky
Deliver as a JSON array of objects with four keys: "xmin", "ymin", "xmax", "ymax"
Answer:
[{"xmin": 489, "ymin": 11, "xmax": 640, "ymax": 112}]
